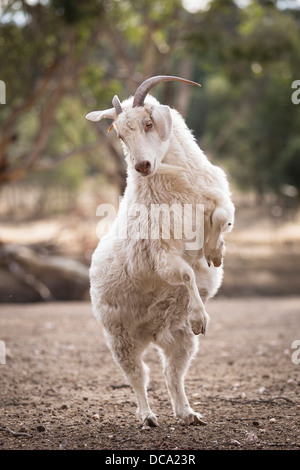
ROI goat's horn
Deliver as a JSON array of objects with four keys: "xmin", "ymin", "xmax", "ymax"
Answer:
[
  {"xmin": 112, "ymin": 95, "xmax": 123, "ymax": 115},
  {"xmin": 132, "ymin": 75, "xmax": 201, "ymax": 108}
]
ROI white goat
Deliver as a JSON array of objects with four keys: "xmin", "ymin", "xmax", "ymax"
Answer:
[{"xmin": 86, "ymin": 76, "xmax": 235, "ymax": 426}]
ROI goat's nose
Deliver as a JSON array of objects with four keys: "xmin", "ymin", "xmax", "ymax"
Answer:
[{"xmin": 135, "ymin": 160, "xmax": 151, "ymax": 176}]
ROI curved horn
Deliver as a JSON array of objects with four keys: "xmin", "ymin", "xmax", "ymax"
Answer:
[
  {"xmin": 112, "ymin": 95, "xmax": 123, "ymax": 115},
  {"xmin": 132, "ymin": 75, "xmax": 201, "ymax": 108}
]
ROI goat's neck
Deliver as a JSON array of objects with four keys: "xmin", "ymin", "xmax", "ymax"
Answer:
[{"xmin": 126, "ymin": 135, "xmax": 202, "ymax": 205}]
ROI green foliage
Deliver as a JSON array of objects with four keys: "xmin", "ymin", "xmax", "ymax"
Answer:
[
  {"xmin": 51, "ymin": 0, "xmax": 105, "ymax": 25},
  {"xmin": 187, "ymin": 0, "xmax": 300, "ymax": 198},
  {"xmin": 1, "ymin": 0, "xmax": 300, "ymax": 201}
]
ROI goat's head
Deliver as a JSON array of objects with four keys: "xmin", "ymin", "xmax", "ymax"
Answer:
[{"xmin": 86, "ymin": 76, "xmax": 201, "ymax": 177}]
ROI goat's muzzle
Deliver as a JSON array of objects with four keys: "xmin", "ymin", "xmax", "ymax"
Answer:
[{"xmin": 135, "ymin": 160, "xmax": 151, "ymax": 176}]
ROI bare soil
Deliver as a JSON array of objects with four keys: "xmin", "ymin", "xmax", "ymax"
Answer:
[{"xmin": 0, "ymin": 297, "xmax": 299, "ymax": 450}]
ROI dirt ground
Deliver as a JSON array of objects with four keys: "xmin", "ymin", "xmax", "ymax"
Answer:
[{"xmin": 0, "ymin": 297, "xmax": 299, "ymax": 450}]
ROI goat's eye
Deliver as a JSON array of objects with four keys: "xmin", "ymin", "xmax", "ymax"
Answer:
[{"xmin": 144, "ymin": 120, "xmax": 153, "ymax": 131}]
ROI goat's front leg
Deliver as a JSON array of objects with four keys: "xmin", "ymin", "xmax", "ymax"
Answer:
[
  {"xmin": 205, "ymin": 234, "xmax": 225, "ymax": 268},
  {"xmin": 155, "ymin": 251, "xmax": 210, "ymax": 335},
  {"xmin": 205, "ymin": 206, "xmax": 233, "ymax": 267}
]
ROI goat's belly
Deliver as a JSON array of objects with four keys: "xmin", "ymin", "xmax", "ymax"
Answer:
[
  {"xmin": 90, "ymin": 253, "xmax": 222, "ymax": 334},
  {"xmin": 90, "ymin": 262, "xmax": 185, "ymax": 324}
]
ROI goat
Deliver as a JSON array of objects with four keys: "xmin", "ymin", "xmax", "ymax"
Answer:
[{"xmin": 86, "ymin": 76, "xmax": 235, "ymax": 426}]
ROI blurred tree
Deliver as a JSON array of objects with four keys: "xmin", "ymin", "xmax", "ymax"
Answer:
[
  {"xmin": 0, "ymin": 0, "xmax": 199, "ymax": 196},
  {"xmin": 0, "ymin": 0, "xmax": 108, "ymax": 186},
  {"xmin": 186, "ymin": 0, "xmax": 300, "ymax": 201},
  {"xmin": 1, "ymin": 0, "xmax": 300, "ymax": 202}
]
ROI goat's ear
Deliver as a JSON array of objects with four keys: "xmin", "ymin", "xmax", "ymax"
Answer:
[
  {"xmin": 151, "ymin": 105, "xmax": 172, "ymax": 142},
  {"xmin": 86, "ymin": 107, "xmax": 116, "ymax": 122}
]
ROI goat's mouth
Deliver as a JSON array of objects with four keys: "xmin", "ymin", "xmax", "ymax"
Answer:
[{"xmin": 134, "ymin": 160, "xmax": 155, "ymax": 177}]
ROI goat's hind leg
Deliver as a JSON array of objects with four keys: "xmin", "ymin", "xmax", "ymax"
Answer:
[
  {"xmin": 107, "ymin": 332, "xmax": 158, "ymax": 427},
  {"xmin": 157, "ymin": 330, "xmax": 206, "ymax": 425}
]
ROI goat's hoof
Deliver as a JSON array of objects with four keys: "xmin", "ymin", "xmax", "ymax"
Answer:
[
  {"xmin": 190, "ymin": 413, "xmax": 208, "ymax": 426},
  {"xmin": 142, "ymin": 413, "xmax": 159, "ymax": 427},
  {"xmin": 191, "ymin": 321, "xmax": 205, "ymax": 335},
  {"xmin": 179, "ymin": 410, "xmax": 208, "ymax": 426},
  {"xmin": 206, "ymin": 241, "xmax": 226, "ymax": 268},
  {"xmin": 212, "ymin": 256, "xmax": 222, "ymax": 267}
]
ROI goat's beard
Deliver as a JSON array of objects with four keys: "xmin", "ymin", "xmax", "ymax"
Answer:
[{"xmin": 156, "ymin": 163, "xmax": 184, "ymax": 175}]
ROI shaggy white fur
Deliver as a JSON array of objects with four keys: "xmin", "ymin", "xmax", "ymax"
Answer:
[{"xmin": 88, "ymin": 95, "xmax": 235, "ymax": 426}]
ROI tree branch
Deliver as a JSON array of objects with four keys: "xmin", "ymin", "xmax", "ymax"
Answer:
[{"xmin": 0, "ymin": 60, "xmax": 59, "ymax": 159}]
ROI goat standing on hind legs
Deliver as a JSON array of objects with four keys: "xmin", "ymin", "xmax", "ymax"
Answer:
[{"xmin": 86, "ymin": 76, "xmax": 235, "ymax": 427}]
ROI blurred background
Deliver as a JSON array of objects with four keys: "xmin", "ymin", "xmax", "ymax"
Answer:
[{"xmin": 0, "ymin": 0, "xmax": 299, "ymax": 303}]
